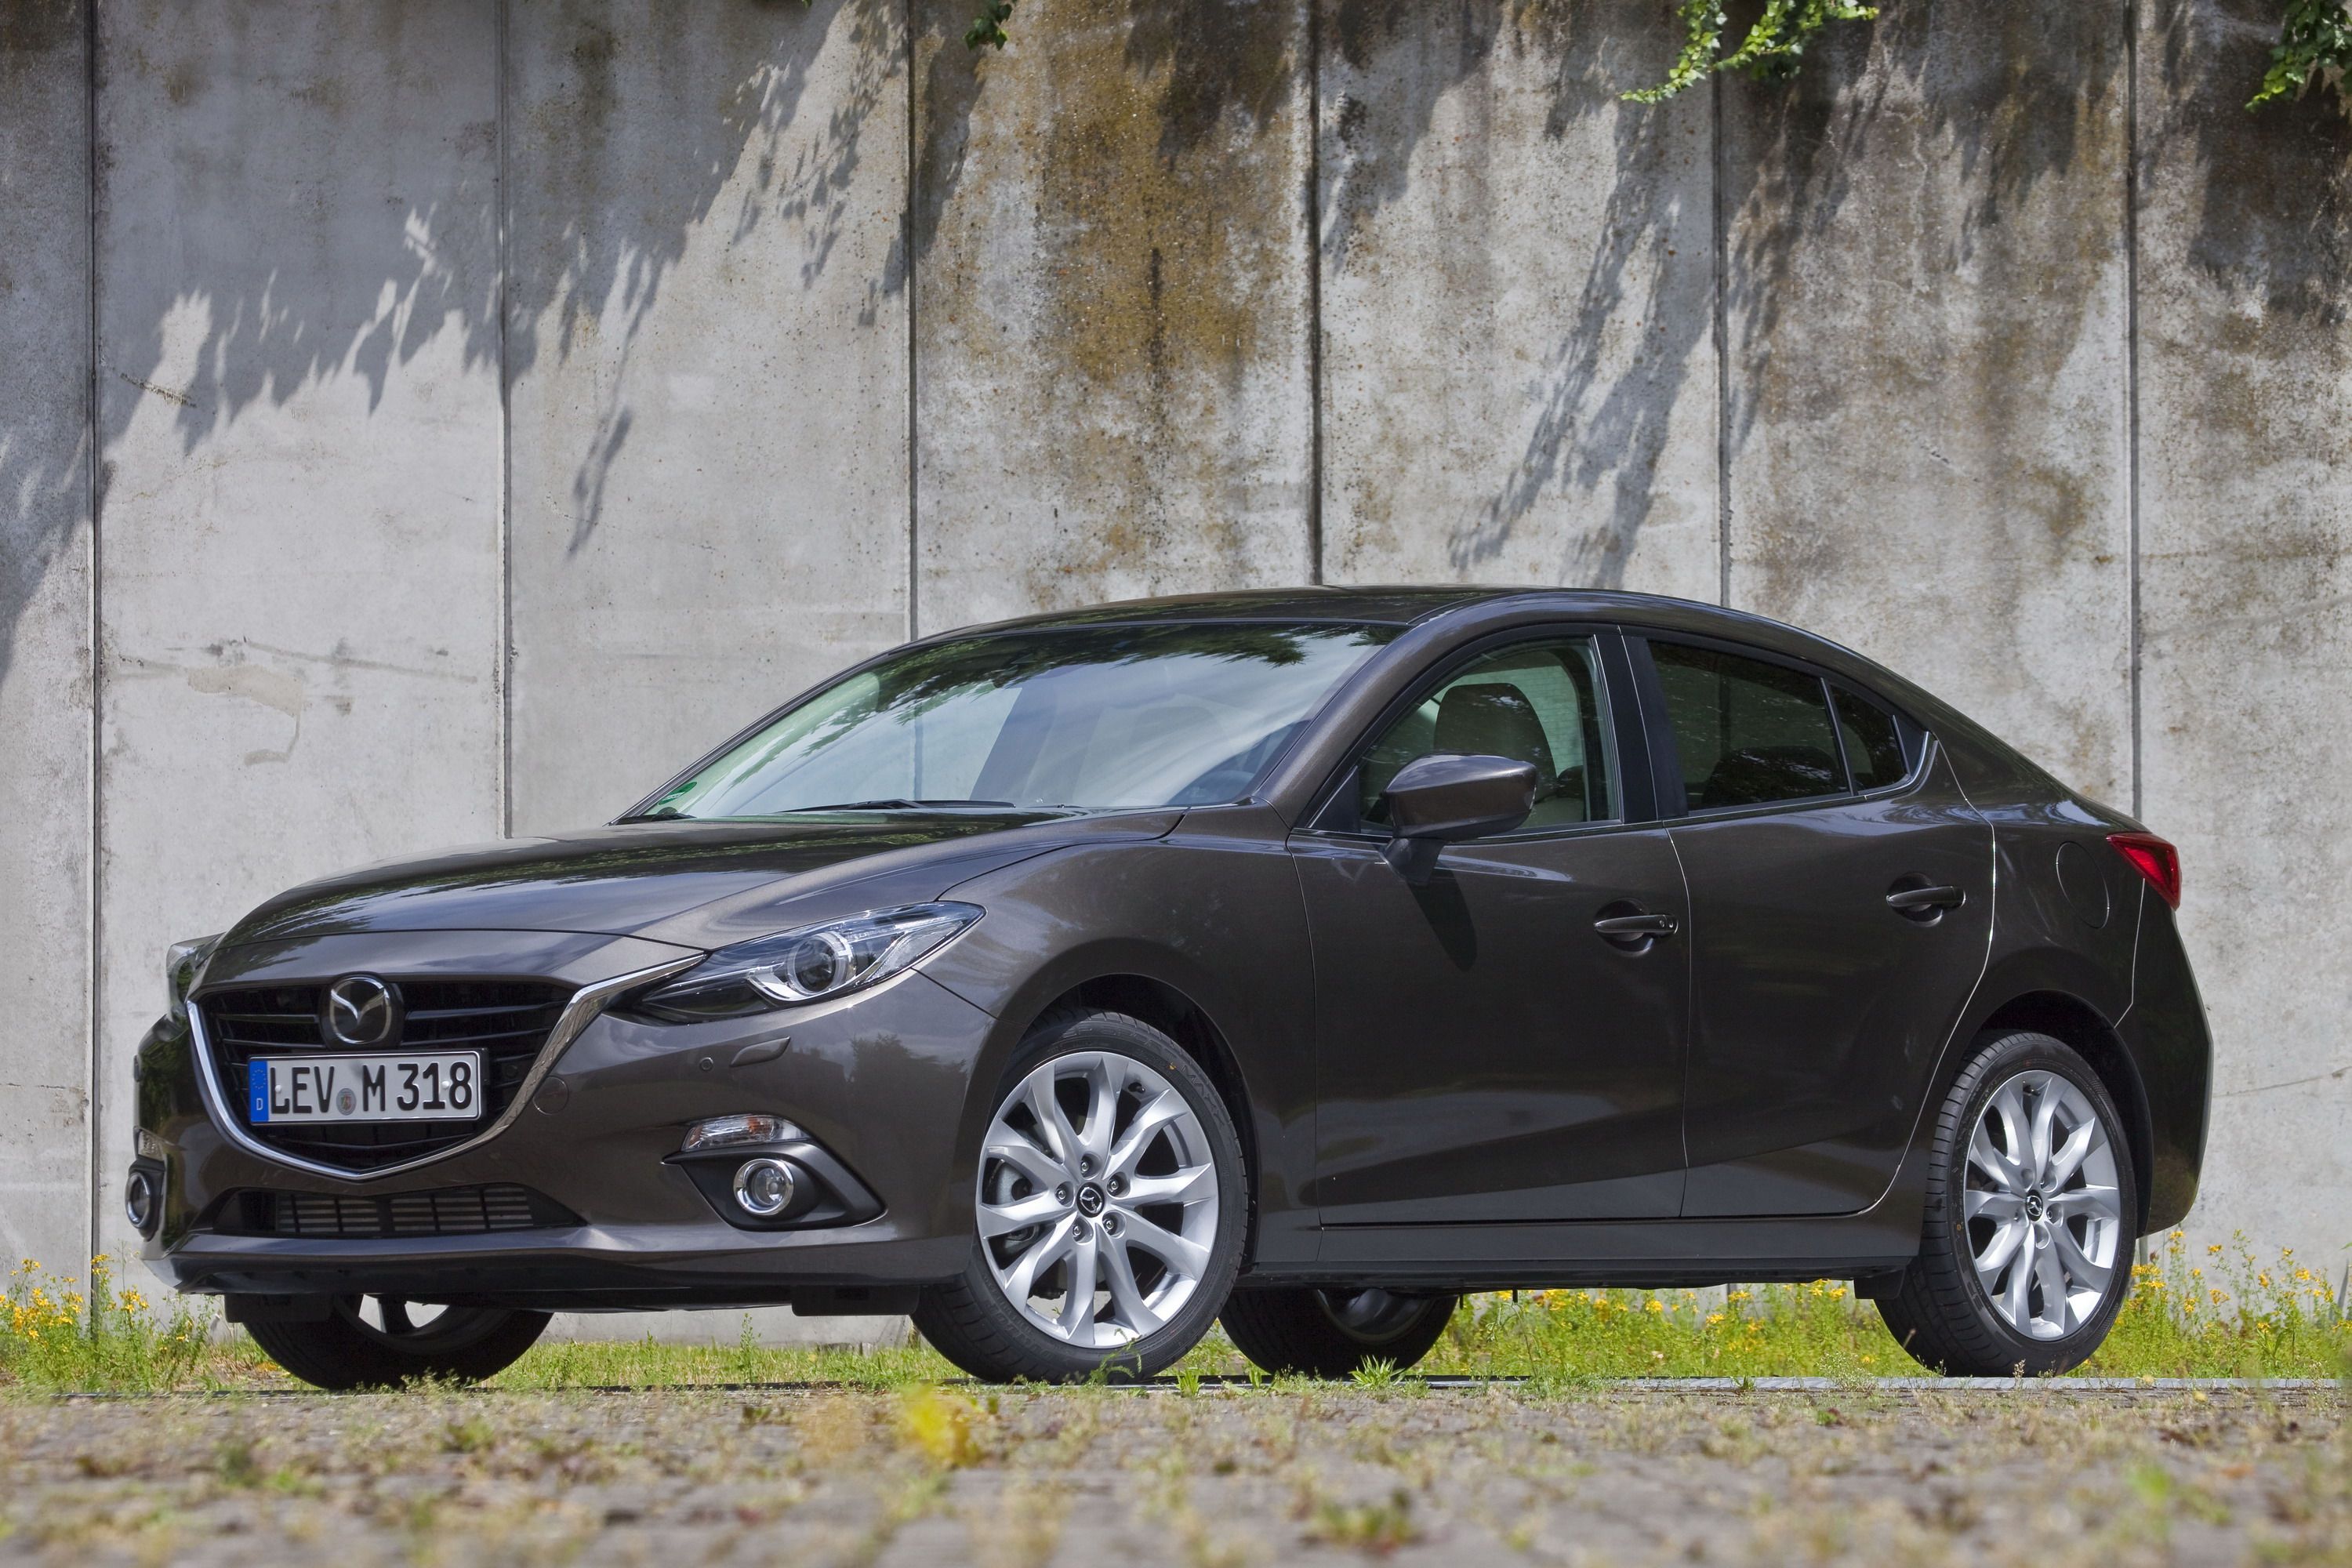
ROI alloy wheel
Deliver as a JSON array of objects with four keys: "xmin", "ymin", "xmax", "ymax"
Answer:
[
  {"xmin": 1963, "ymin": 1069, "xmax": 2124, "ymax": 1339},
  {"xmin": 976, "ymin": 1050, "xmax": 1221, "ymax": 1351},
  {"xmin": 339, "ymin": 1296, "xmax": 513, "ymax": 1354}
]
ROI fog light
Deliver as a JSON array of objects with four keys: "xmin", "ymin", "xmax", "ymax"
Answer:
[
  {"xmin": 732, "ymin": 1157, "xmax": 798, "ymax": 1218},
  {"xmin": 124, "ymin": 1166, "xmax": 159, "ymax": 1236},
  {"xmin": 681, "ymin": 1113, "xmax": 807, "ymax": 1154}
]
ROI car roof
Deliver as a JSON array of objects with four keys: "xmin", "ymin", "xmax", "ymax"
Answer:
[
  {"xmin": 943, "ymin": 586, "xmax": 1496, "ymax": 630},
  {"xmin": 947, "ymin": 585, "xmax": 1839, "ymax": 655},
  {"xmin": 938, "ymin": 586, "xmax": 2005, "ymax": 760}
]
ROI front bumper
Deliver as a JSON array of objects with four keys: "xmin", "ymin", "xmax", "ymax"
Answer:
[{"xmin": 138, "ymin": 928, "xmax": 996, "ymax": 1306}]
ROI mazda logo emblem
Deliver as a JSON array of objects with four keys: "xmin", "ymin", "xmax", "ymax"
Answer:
[{"xmin": 322, "ymin": 975, "xmax": 401, "ymax": 1047}]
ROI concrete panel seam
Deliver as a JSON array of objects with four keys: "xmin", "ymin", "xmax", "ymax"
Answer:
[
  {"xmin": 1711, "ymin": 69, "xmax": 1730, "ymax": 609},
  {"xmin": 906, "ymin": 0, "xmax": 919, "ymax": 641},
  {"xmin": 83, "ymin": 0, "xmax": 103, "ymax": 1272},
  {"xmin": 1306, "ymin": 0, "xmax": 1324, "ymax": 588},
  {"xmin": 2124, "ymin": 0, "xmax": 2143, "ymax": 822},
  {"xmin": 498, "ymin": 0, "xmax": 514, "ymax": 838}
]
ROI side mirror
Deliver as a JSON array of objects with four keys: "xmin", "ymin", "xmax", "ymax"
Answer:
[{"xmin": 1377, "ymin": 753, "xmax": 1537, "ymax": 885}]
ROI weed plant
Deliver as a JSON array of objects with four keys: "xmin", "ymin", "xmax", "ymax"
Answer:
[{"xmin": 5, "ymin": 1230, "xmax": 2343, "ymax": 1393}]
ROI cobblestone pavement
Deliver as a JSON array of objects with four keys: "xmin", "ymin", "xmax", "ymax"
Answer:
[{"xmin": 2, "ymin": 1384, "xmax": 2343, "ymax": 1565}]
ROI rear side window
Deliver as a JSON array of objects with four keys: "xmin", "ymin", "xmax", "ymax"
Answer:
[
  {"xmin": 1650, "ymin": 641, "xmax": 1843, "ymax": 811},
  {"xmin": 1833, "ymin": 688, "xmax": 1910, "ymax": 789}
]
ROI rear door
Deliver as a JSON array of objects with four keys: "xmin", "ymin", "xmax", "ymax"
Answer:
[{"xmin": 1633, "ymin": 635, "xmax": 1994, "ymax": 1217}]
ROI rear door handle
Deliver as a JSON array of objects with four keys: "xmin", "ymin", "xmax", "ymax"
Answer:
[{"xmin": 1885, "ymin": 884, "xmax": 1965, "ymax": 913}]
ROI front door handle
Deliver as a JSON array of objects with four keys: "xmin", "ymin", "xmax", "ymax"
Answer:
[
  {"xmin": 1885, "ymin": 883, "xmax": 1965, "ymax": 918},
  {"xmin": 1594, "ymin": 910, "xmax": 1679, "ymax": 950}
]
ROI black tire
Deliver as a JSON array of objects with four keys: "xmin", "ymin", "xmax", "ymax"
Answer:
[
  {"xmin": 1878, "ymin": 1030, "xmax": 2139, "ymax": 1377},
  {"xmin": 1221, "ymin": 1287, "xmax": 1458, "ymax": 1379},
  {"xmin": 244, "ymin": 1298, "xmax": 550, "ymax": 1391},
  {"xmin": 915, "ymin": 1007, "xmax": 1249, "ymax": 1383}
]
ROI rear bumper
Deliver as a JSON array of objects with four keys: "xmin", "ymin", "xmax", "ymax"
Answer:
[
  {"xmin": 136, "ymin": 929, "xmax": 999, "ymax": 1305},
  {"xmin": 2124, "ymin": 894, "xmax": 2212, "ymax": 1234}
]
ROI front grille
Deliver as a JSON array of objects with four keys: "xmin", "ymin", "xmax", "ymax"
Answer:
[
  {"xmin": 209, "ymin": 1183, "xmax": 579, "ymax": 1238},
  {"xmin": 199, "ymin": 978, "xmax": 572, "ymax": 1172}
]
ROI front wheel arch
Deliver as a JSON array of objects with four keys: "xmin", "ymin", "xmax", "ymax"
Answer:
[{"xmin": 960, "ymin": 969, "xmax": 1264, "ymax": 1269}]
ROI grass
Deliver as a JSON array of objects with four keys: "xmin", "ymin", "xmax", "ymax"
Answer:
[{"xmin": 5, "ymin": 1229, "xmax": 2344, "ymax": 1396}]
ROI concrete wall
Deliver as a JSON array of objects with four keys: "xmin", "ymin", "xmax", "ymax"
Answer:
[
  {"xmin": 912, "ymin": 0, "xmax": 1316, "ymax": 626},
  {"xmin": 2136, "ymin": 0, "xmax": 2352, "ymax": 1266},
  {"xmin": 4, "ymin": 0, "xmax": 2348, "ymax": 1323},
  {"xmin": 0, "ymin": 0, "xmax": 92, "ymax": 1272}
]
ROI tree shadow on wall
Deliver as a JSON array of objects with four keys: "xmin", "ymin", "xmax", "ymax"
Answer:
[
  {"xmin": 1719, "ymin": 1, "xmax": 2127, "ymax": 489},
  {"xmin": 1319, "ymin": 0, "xmax": 1715, "ymax": 589},
  {"xmin": 0, "ymin": 0, "xmax": 912, "ymax": 706},
  {"xmin": 0, "ymin": 0, "xmax": 1326, "ymax": 695},
  {"xmin": 2150, "ymin": 0, "xmax": 2350, "ymax": 326}
]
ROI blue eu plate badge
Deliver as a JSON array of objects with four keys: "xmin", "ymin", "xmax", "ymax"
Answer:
[{"xmin": 249, "ymin": 1060, "xmax": 271, "ymax": 1123}]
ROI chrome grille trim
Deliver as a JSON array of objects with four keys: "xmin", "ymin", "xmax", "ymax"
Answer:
[{"xmin": 185, "ymin": 953, "xmax": 703, "ymax": 1184}]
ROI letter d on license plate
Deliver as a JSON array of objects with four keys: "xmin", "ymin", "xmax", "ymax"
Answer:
[{"xmin": 247, "ymin": 1052, "xmax": 484, "ymax": 1124}]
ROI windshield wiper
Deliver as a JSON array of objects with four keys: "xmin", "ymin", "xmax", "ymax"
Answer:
[
  {"xmin": 614, "ymin": 807, "xmax": 687, "ymax": 823},
  {"xmin": 784, "ymin": 799, "xmax": 1020, "ymax": 813}
]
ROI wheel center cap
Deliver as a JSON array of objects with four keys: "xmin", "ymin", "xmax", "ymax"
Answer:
[
  {"xmin": 1076, "ymin": 1183, "xmax": 1105, "ymax": 1218},
  {"xmin": 2024, "ymin": 1191, "xmax": 2045, "ymax": 1221}
]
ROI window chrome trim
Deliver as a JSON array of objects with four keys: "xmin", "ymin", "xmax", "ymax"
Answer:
[{"xmin": 185, "ymin": 953, "xmax": 704, "ymax": 1185}]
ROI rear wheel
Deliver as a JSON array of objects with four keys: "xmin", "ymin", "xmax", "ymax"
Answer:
[
  {"xmin": 243, "ymin": 1296, "xmax": 550, "ymax": 1391},
  {"xmin": 1221, "ymin": 1287, "xmax": 1458, "ymax": 1378},
  {"xmin": 915, "ymin": 1008, "xmax": 1248, "ymax": 1382},
  {"xmin": 1878, "ymin": 1031, "xmax": 2137, "ymax": 1376}
]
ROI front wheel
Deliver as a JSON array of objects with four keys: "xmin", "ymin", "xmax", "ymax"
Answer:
[
  {"xmin": 914, "ymin": 1008, "xmax": 1249, "ymax": 1382},
  {"xmin": 1221, "ymin": 1287, "xmax": 1458, "ymax": 1378},
  {"xmin": 242, "ymin": 1297, "xmax": 550, "ymax": 1391},
  {"xmin": 1878, "ymin": 1031, "xmax": 2138, "ymax": 1376}
]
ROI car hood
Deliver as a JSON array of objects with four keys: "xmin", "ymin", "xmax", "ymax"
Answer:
[{"xmin": 220, "ymin": 811, "xmax": 1179, "ymax": 951}]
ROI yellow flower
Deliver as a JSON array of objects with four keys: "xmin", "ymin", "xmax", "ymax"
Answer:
[
  {"xmin": 1705, "ymin": 1312, "xmax": 1726, "ymax": 1327},
  {"xmin": 1645, "ymin": 1300, "xmax": 1664, "ymax": 1315}
]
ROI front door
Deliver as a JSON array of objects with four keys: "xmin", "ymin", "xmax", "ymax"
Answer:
[
  {"xmin": 1295, "ymin": 632, "xmax": 1691, "ymax": 1225},
  {"xmin": 1635, "ymin": 636, "xmax": 1995, "ymax": 1217}
]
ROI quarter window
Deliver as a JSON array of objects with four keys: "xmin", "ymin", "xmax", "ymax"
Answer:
[
  {"xmin": 1358, "ymin": 637, "xmax": 1617, "ymax": 831},
  {"xmin": 1833, "ymin": 687, "xmax": 1910, "ymax": 789},
  {"xmin": 1650, "ymin": 641, "xmax": 1844, "ymax": 811}
]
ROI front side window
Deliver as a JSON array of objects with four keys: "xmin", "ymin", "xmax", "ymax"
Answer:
[
  {"xmin": 1356, "ymin": 637, "xmax": 1617, "ymax": 832},
  {"xmin": 638, "ymin": 622, "xmax": 1395, "ymax": 819},
  {"xmin": 1650, "ymin": 641, "xmax": 1845, "ymax": 811}
]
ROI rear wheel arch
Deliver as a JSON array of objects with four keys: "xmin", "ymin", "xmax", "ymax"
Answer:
[{"xmin": 1973, "ymin": 990, "xmax": 2154, "ymax": 1232}]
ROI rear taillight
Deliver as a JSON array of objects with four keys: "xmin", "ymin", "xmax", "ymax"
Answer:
[{"xmin": 2107, "ymin": 832, "xmax": 2181, "ymax": 909}]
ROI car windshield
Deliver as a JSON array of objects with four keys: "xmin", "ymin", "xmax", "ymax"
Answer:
[{"xmin": 636, "ymin": 622, "xmax": 1396, "ymax": 819}]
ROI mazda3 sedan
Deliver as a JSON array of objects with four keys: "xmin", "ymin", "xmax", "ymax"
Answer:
[{"xmin": 131, "ymin": 588, "xmax": 2209, "ymax": 1388}]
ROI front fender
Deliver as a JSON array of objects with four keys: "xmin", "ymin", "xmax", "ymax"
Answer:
[{"xmin": 917, "ymin": 807, "xmax": 1319, "ymax": 1261}]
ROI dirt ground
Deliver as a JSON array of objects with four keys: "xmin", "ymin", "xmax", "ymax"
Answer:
[{"xmin": 2, "ymin": 1383, "xmax": 2344, "ymax": 1566}]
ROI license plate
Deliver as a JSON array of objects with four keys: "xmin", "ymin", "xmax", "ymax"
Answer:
[{"xmin": 246, "ymin": 1053, "xmax": 485, "ymax": 1124}]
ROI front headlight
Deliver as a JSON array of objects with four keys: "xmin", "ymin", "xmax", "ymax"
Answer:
[
  {"xmin": 629, "ymin": 903, "xmax": 982, "ymax": 1022},
  {"xmin": 165, "ymin": 933, "xmax": 222, "ymax": 1022}
]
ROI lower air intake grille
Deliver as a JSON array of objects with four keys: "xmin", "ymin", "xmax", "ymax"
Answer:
[{"xmin": 215, "ymin": 1183, "xmax": 578, "ymax": 1239}]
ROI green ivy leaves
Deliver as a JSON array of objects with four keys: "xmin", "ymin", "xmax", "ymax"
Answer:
[
  {"xmin": 953, "ymin": 0, "xmax": 2344, "ymax": 118},
  {"xmin": 2250, "ymin": 0, "xmax": 2352, "ymax": 109},
  {"xmin": 967, "ymin": 0, "xmax": 1016, "ymax": 52},
  {"xmin": 1626, "ymin": 0, "xmax": 1878, "ymax": 105}
]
